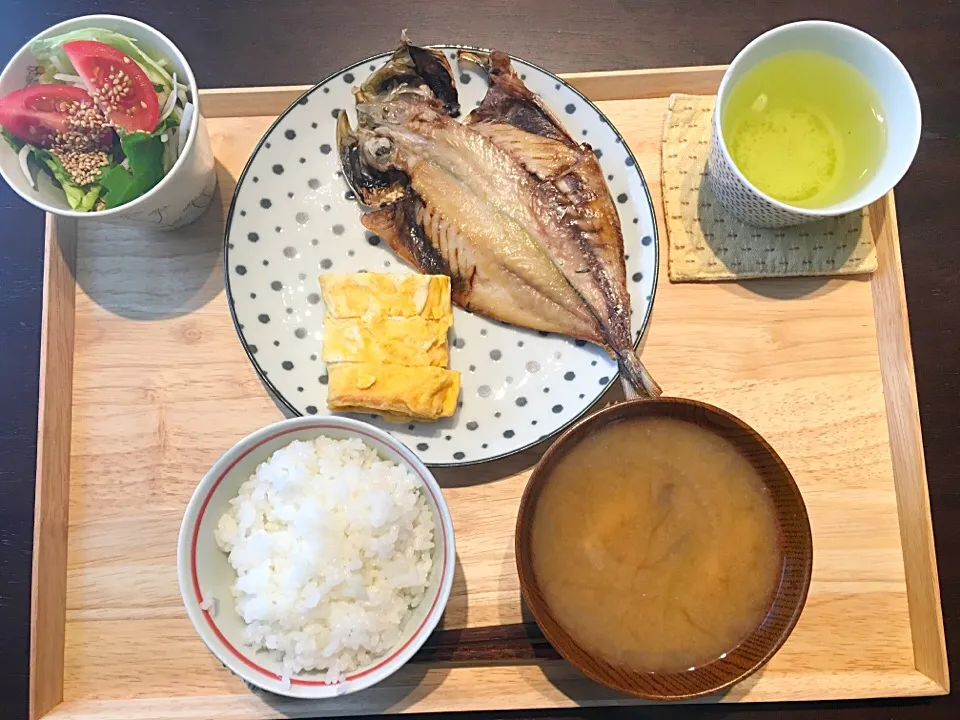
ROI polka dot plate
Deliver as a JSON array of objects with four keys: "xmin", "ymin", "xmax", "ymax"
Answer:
[{"xmin": 224, "ymin": 47, "xmax": 659, "ymax": 466}]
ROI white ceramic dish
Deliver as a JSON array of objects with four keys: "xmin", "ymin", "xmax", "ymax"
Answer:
[
  {"xmin": 708, "ymin": 20, "xmax": 921, "ymax": 227},
  {"xmin": 224, "ymin": 46, "xmax": 659, "ymax": 466},
  {"xmin": 0, "ymin": 14, "xmax": 217, "ymax": 228},
  {"xmin": 176, "ymin": 415, "xmax": 456, "ymax": 699}
]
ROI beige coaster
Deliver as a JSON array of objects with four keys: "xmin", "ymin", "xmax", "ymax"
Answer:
[{"xmin": 661, "ymin": 94, "xmax": 877, "ymax": 282}]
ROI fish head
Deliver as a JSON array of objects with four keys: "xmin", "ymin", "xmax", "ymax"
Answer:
[
  {"xmin": 355, "ymin": 33, "xmax": 459, "ymax": 116},
  {"xmin": 337, "ymin": 110, "xmax": 408, "ymax": 207}
]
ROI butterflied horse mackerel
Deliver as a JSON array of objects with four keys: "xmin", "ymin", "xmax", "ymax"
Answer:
[{"xmin": 337, "ymin": 37, "xmax": 659, "ymax": 397}]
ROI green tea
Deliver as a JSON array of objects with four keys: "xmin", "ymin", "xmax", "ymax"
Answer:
[{"xmin": 722, "ymin": 51, "xmax": 887, "ymax": 208}]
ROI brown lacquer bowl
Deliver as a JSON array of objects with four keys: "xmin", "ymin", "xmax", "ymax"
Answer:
[{"xmin": 515, "ymin": 398, "xmax": 813, "ymax": 701}]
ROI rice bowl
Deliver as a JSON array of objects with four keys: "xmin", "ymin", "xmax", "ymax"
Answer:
[{"xmin": 177, "ymin": 416, "xmax": 455, "ymax": 699}]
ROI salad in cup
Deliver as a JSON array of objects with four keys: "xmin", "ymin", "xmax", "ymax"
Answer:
[{"xmin": 0, "ymin": 28, "xmax": 193, "ymax": 212}]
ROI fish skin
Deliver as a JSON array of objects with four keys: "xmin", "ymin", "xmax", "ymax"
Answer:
[
  {"xmin": 355, "ymin": 32, "xmax": 459, "ymax": 116},
  {"xmin": 361, "ymin": 192, "xmax": 605, "ymax": 342},
  {"xmin": 462, "ymin": 50, "xmax": 629, "ymax": 321},
  {"xmin": 357, "ymin": 96, "xmax": 658, "ymax": 395},
  {"xmin": 460, "ymin": 50, "xmax": 658, "ymax": 396},
  {"xmin": 339, "ymin": 41, "xmax": 659, "ymax": 396}
]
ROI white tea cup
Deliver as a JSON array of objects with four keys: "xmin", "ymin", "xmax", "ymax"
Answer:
[
  {"xmin": 708, "ymin": 20, "xmax": 921, "ymax": 228},
  {"xmin": 0, "ymin": 14, "xmax": 216, "ymax": 229}
]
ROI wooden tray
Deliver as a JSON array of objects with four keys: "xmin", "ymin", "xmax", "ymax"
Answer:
[{"xmin": 30, "ymin": 66, "xmax": 948, "ymax": 720}]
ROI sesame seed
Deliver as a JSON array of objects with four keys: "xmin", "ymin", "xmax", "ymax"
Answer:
[
  {"xmin": 140, "ymin": 100, "xmax": 147, "ymax": 109},
  {"xmin": 123, "ymin": 57, "xmax": 131, "ymax": 64}
]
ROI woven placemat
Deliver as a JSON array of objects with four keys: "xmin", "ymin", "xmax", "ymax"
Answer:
[{"xmin": 661, "ymin": 94, "xmax": 877, "ymax": 282}]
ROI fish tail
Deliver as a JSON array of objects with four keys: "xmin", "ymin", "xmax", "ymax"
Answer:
[{"xmin": 616, "ymin": 349, "xmax": 661, "ymax": 399}]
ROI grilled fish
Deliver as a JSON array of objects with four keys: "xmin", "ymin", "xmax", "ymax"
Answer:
[{"xmin": 337, "ymin": 39, "xmax": 658, "ymax": 396}]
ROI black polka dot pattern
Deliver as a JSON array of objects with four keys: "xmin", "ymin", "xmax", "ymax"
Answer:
[{"xmin": 227, "ymin": 52, "xmax": 657, "ymax": 464}]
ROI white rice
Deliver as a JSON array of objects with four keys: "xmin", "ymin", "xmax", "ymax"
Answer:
[{"xmin": 215, "ymin": 436, "xmax": 435, "ymax": 682}]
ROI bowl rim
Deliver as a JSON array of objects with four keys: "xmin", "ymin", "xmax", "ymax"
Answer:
[
  {"xmin": 0, "ymin": 13, "xmax": 201, "ymax": 218},
  {"xmin": 515, "ymin": 396, "xmax": 814, "ymax": 700},
  {"xmin": 712, "ymin": 19, "xmax": 922, "ymax": 218},
  {"xmin": 175, "ymin": 415, "xmax": 456, "ymax": 699}
]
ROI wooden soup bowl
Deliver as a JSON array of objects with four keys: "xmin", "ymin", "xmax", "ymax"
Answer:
[{"xmin": 515, "ymin": 397, "xmax": 813, "ymax": 700}]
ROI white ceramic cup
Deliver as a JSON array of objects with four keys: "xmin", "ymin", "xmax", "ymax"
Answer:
[
  {"xmin": 0, "ymin": 14, "xmax": 216, "ymax": 229},
  {"xmin": 708, "ymin": 20, "xmax": 921, "ymax": 228}
]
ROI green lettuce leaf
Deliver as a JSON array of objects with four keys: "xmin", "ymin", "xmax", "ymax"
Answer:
[
  {"xmin": 30, "ymin": 28, "xmax": 174, "ymax": 91},
  {"xmin": 1, "ymin": 128, "xmax": 25, "ymax": 152},
  {"xmin": 100, "ymin": 116, "xmax": 177, "ymax": 209},
  {"xmin": 30, "ymin": 148, "xmax": 102, "ymax": 211}
]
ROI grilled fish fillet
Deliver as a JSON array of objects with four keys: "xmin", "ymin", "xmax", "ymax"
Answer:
[{"xmin": 338, "ymin": 38, "xmax": 658, "ymax": 396}]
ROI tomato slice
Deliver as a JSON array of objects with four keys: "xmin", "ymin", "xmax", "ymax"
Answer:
[
  {"xmin": 0, "ymin": 84, "xmax": 100, "ymax": 147},
  {"xmin": 63, "ymin": 40, "xmax": 160, "ymax": 134}
]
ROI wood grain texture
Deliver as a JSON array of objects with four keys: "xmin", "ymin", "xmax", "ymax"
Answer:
[
  {"xmin": 4, "ymin": 5, "xmax": 960, "ymax": 720},
  {"xmin": 28, "ymin": 70, "xmax": 946, "ymax": 719},
  {"xmin": 29, "ymin": 216, "xmax": 77, "ymax": 720},
  {"xmin": 868, "ymin": 199, "xmax": 949, "ymax": 690}
]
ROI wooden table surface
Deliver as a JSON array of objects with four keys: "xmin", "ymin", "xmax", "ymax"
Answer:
[{"xmin": 0, "ymin": 1, "xmax": 956, "ymax": 719}]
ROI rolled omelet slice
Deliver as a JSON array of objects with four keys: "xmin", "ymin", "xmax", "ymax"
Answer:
[
  {"xmin": 322, "ymin": 315, "xmax": 451, "ymax": 367},
  {"xmin": 327, "ymin": 362, "xmax": 460, "ymax": 421},
  {"xmin": 318, "ymin": 273, "xmax": 451, "ymax": 320}
]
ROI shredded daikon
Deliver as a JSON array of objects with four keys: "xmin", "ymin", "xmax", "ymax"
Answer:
[
  {"xmin": 177, "ymin": 102, "xmax": 194, "ymax": 157},
  {"xmin": 158, "ymin": 72, "xmax": 178, "ymax": 123},
  {"xmin": 52, "ymin": 73, "xmax": 84, "ymax": 86},
  {"xmin": 18, "ymin": 145, "xmax": 35, "ymax": 189}
]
